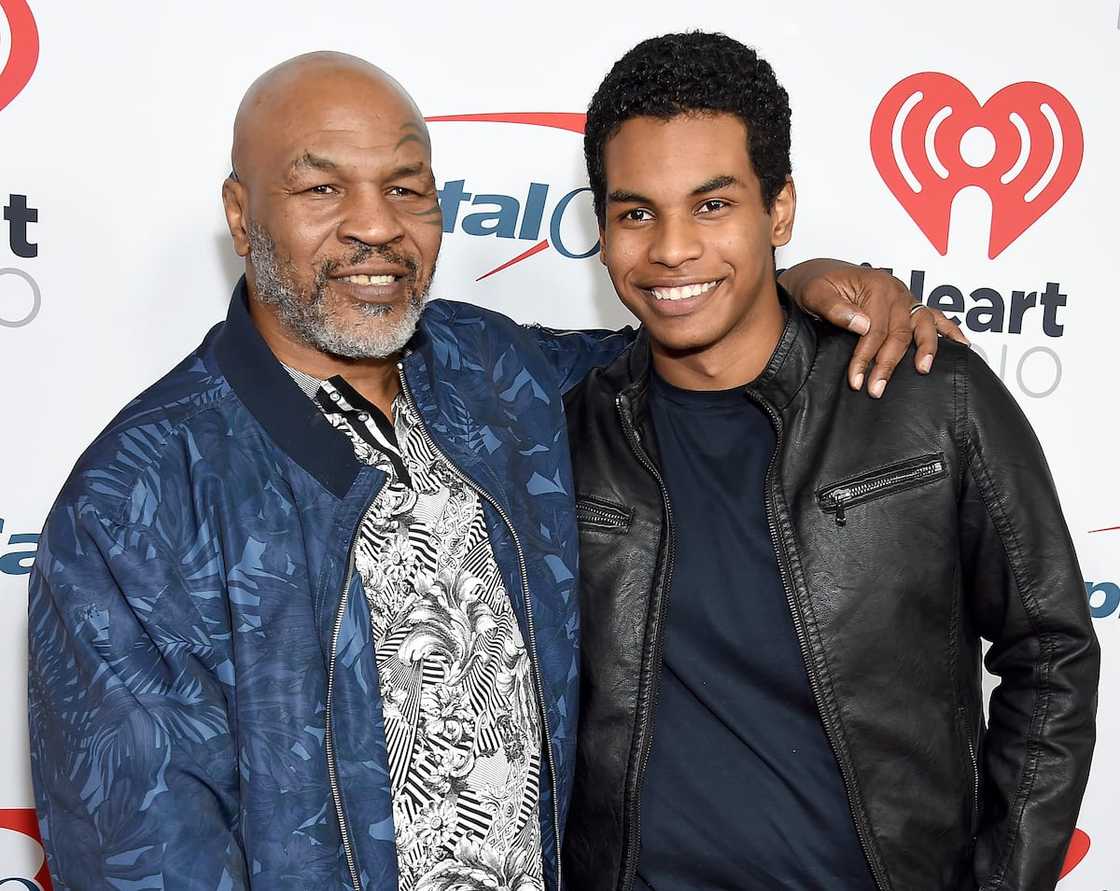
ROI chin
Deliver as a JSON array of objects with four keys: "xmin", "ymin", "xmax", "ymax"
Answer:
[{"xmin": 645, "ymin": 320, "xmax": 720, "ymax": 353}]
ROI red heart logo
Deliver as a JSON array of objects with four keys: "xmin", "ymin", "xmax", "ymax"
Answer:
[
  {"xmin": 870, "ymin": 73, "xmax": 1083, "ymax": 259},
  {"xmin": 0, "ymin": 807, "xmax": 53, "ymax": 890},
  {"xmin": 1059, "ymin": 827, "xmax": 1091, "ymax": 880},
  {"xmin": 0, "ymin": 0, "xmax": 39, "ymax": 114}
]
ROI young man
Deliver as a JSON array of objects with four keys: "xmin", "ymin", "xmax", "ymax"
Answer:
[
  {"xmin": 563, "ymin": 33, "xmax": 1099, "ymax": 891},
  {"xmin": 27, "ymin": 52, "xmax": 951, "ymax": 890}
]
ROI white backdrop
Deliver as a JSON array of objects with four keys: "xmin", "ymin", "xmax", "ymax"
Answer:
[{"xmin": 0, "ymin": 1, "xmax": 1116, "ymax": 887}]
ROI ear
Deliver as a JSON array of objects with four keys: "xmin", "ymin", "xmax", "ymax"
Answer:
[
  {"xmin": 598, "ymin": 223, "xmax": 608, "ymax": 267},
  {"xmin": 222, "ymin": 177, "xmax": 251, "ymax": 258},
  {"xmin": 769, "ymin": 177, "xmax": 796, "ymax": 248}
]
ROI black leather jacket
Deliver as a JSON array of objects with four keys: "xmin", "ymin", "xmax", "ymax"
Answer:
[{"xmin": 561, "ymin": 302, "xmax": 1099, "ymax": 891}]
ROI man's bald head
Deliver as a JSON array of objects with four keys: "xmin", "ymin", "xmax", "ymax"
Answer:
[{"xmin": 231, "ymin": 51, "xmax": 426, "ymax": 184}]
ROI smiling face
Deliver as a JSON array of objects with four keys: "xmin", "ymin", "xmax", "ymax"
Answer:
[
  {"xmin": 600, "ymin": 112, "xmax": 795, "ymax": 385},
  {"xmin": 224, "ymin": 57, "xmax": 443, "ymax": 360}
]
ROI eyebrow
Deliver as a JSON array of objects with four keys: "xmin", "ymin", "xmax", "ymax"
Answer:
[
  {"xmin": 692, "ymin": 174, "xmax": 740, "ymax": 194},
  {"xmin": 390, "ymin": 161, "xmax": 428, "ymax": 179},
  {"xmin": 607, "ymin": 188, "xmax": 652, "ymax": 205},
  {"xmin": 607, "ymin": 174, "xmax": 742, "ymax": 205},
  {"xmin": 288, "ymin": 152, "xmax": 341, "ymax": 174},
  {"xmin": 285, "ymin": 155, "xmax": 429, "ymax": 182}
]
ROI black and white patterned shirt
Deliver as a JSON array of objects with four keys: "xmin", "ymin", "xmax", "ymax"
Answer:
[{"xmin": 286, "ymin": 367, "xmax": 545, "ymax": 890}]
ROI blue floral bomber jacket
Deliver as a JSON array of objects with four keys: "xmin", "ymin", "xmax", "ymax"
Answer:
[{"xmin": 28, "ymin": 279, "xmax": 630, "ymax": 890}]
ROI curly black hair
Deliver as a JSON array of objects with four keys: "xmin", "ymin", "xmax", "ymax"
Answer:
[{"xmin": 584, "ymin": 31, "xmax": 791, "ymax": 222}]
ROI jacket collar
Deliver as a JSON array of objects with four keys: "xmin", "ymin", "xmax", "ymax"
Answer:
[
  {"xmin": 212, "ymin": 277, "xmax": 363, "ymax": 499},
  {"xmin": 621, "ymin": 284, "xmax": 819, "ymax": 413}
]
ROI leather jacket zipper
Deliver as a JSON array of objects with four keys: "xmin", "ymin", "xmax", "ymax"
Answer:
[
  {"xmin": 967, "ymin": 711, "xmax": 981, "ymax": 826},
  {"xmin": 746, "ymin": 387, "xmax": 891, "ymax": 891},
  {"xmin": 326, "ymin": 529, "xmax": 366, "ymax": 890},
  {"xmin": 576, "ymin": 497, "xmax": 632, "ymax": 531},
  {"xmin": 398, "ymin": 364, "xmax": 564, "ymax": 890},
  {"xmin": 615, "ymin": 393, "xmax": 676, "ymax": 891},
  {"xmin": 819, "ymin": 456, "xmax": 946, "ymax": 527}
]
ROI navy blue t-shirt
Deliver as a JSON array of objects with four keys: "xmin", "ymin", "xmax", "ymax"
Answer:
[{"xmin": 634, "ymin": 371, "xmax": 876, "ymax": 891}]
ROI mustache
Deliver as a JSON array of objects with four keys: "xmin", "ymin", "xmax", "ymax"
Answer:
[{"xmin": 319, "ymin": 244, "xmax": 420, "ymax": 279}]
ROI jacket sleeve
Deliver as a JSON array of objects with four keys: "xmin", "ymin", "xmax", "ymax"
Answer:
[
  {"xmin": 523, "ymin": 324, "xmax": 636, "ymax": 394},
  {"xmin": 28, "ymin": 498, "xmax": 248, "ymax": 890},
  {"xmin": 958, "ymin": 349, "xmax": 1099, "ymax": 891}
]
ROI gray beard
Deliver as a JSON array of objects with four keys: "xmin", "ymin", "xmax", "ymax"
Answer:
[{"xmin": 247, "ymin": 222, "xmax": 429, "ymax": 360}]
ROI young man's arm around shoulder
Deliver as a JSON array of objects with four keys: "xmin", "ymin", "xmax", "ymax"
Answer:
[
  {"xmin": 29, "ymin": 494, "xmax": 248, "ymax": 889},
  {"xmin": 959, "ymin": 348, "xmax": 1099, "ymax": 890}
]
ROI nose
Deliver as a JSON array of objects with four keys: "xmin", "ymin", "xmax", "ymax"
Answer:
[
  {"xmin": 647, "ymin": 212, "xmax": 703, "ymax": 268},
  {"xmin": 336, "ymin": 186, "xmax": 406, "ymax": 248}
]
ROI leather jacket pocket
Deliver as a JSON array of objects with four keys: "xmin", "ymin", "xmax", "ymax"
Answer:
[
  {"xmin": 576, "ymin": 495, "xmax": 633, "ymax": 533},
  {"xmin": 817, "ymin": 453, "xmax": 948, "ymax": 526}
]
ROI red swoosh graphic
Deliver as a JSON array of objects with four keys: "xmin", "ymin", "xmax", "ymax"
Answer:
[
  {"xmin": 0, "ymin": 0, "xmax": 39, "ymax": 113},
  {"xmin": 476, "ymin": 238, "xmax": 550, "ymax": 281},
  {"xmin": 1089, "ymin": 525, "xmax": 1120, "ymax": 533},
  {"xmin": 424, "ymin": 112, "xmax": 586, "ymax": 134}
]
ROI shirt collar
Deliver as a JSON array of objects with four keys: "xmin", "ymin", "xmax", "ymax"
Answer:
[{"xmin": 281, "ymin": 363, "xmax": 326, "ymax": 400}]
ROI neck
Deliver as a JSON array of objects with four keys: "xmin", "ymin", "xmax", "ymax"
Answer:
[
  {"xmin": 651, "ymin": 286, "xmax": 785, "ymax": 391},
  {"xmin": 249, "ymin": 298, "xmax": 402, "ymax": 419}
]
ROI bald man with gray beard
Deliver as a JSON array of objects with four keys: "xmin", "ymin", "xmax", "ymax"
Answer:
[{"xmin": 28, "ymin": 51, "xmax": 962, "ymax": 890}]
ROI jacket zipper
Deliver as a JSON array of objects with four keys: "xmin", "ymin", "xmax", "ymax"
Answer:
[
  {"xmin": 820, "ymin": 457, "xmax": 945, "ymax": 527},
  {"xmin": 615, "ymin": 393, "xmax": 676, "ymax": 891},
  {"xmin": 398, "ymin": 364, "xmax": 564, "ymax": 890},
  {"xmin": 326, "ymin": 532, "xmax": 365, "ymax": 890},
  {"xmin": 576, "ymin": 499, "xmax": 631, "ymax": 530},
  {"xmin": 967, "ymin": 713, "xmax": 980, "ymax": 826},
  {"xmin": 746, "ymin": 388, "xmax": 891, "ymax": 891}
]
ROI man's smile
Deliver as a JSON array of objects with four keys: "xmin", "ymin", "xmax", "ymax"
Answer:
[
  {"xmin": 648, "ymin": 279, "xmax": 722, "ymax": 301},
  {"xmin": 338, "ymin": 273, "xmax": 396, "ymax": 285},
  {"xmin": 636, "ymin": 277, "xmax": 726, "ymax": 317},
  {"xmin": 329, "ymin": 263, "xmax": 414, "ymax": 302}
]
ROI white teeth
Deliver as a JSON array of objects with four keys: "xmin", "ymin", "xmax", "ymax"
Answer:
[
  {"xmin": 342, "ymin": 274, "xmax": 396, "ymax": 286},
  {"xmin": 651, "ymin": 280, "xmax": 719, "ymax": 301}
]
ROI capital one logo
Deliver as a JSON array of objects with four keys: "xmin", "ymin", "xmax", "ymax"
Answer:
[
  {"xmin": 0, "ymin": 0, "xmax": 38, "ymax": 114},
  {"xmin": 1086, "ymin": 524, "xmax": 1119, "ymax": 619},
  {"xmin": 871, "ymin": 73, "xmax": 1083, "ymax": 259},
  {"xmin": 425, "ymin": 113, "xmax": 595, "ymax": 280},
  {"xmin": 0, "ymin": 809, "xmax": 51, "ymax": 890}
]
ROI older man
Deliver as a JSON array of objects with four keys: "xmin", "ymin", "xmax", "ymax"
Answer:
[{"xmin": 28, "ymin": 52, "xmax": 961, "ymax": 890}]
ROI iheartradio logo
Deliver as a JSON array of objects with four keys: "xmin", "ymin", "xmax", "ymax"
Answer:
[
  {"xmin": 0, "ymin": 808, "xmax": 51, "ymax": 890},
  {"xmin": 871, "ymin": 73, "xmax": 1083, "ymax": 259},
  {"xmin": 0, "ymin": 0, "xmax": 38, "ymax": 114},
  {"xmin": 1060, "ymin": 827, "xmax": 1090, "ymax": 880}
]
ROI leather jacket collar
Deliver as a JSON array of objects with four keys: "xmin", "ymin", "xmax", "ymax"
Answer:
[{"xmin": 618, "ymin": 286, "xmax": 819, "ymax": 424}]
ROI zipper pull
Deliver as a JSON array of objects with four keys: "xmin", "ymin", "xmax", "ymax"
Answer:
[{"xmin": 831, "ymin": 489, "xmax": 850, "ymax": 527}]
